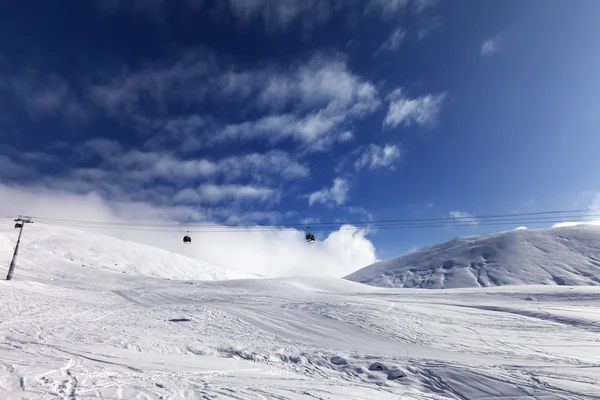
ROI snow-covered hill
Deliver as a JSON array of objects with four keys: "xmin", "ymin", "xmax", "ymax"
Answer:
[
  {"xmin": 345, "ymin": 225, "xmax": 600, "ymax": 289},
  {"xmin": 0, "ymin": 223, "xmax": 255, "ymax": 281}
]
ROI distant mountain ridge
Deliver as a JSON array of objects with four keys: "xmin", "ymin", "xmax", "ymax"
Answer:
[{"xmin": 345, "ymin": 225, "xmax": 600, "ymax": 289}]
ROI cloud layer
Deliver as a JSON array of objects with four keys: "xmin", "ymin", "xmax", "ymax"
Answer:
[{"xmin": 0, "ymin": 184, "xmax": 377, "ymax": 278}]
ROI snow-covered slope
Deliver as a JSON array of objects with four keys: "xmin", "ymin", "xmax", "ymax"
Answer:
[
  {"xmin": 345, "ymin": 225, "xmax": 600, "ymax": 289},
  {"xmin": 0, "ymin": 223, "xmax": 599, "ymax": 399},
  {"xmin": 0, "ymin": 223, "xmax": 255, "ymax": 281}
]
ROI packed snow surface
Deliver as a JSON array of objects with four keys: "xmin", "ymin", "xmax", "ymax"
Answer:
[
  {"xmin": 346, "ymin": 225, "xmax": 600, "ymax": 289},
  {"xmin": 1, "ymin": 223, "xmax": 600, "ymax": 399}
]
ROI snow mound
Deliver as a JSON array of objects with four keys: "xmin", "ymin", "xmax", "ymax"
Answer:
[
  {"xmin": 0, "ymin": 223, "xmax": 255, "ymax": 281},
  {"xmin": 345, "ymin": 225, "xmax": 600, "ymax": 289}
]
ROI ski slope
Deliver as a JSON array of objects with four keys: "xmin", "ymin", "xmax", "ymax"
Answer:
[
  {"xmin": 1, "ymin": 225, "xmax": 600, "ymax": 399},
  {"xmin": 346, "ymin": 225, "xmax": 600, "ymax": 289},
  {"xmin": 0, "ymin": 223, "xmax": 255, "ymax": 282}
]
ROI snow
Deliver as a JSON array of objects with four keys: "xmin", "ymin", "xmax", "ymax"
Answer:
[
  {"xmin": 0, "ymin": 223, "xmax": 256, "ymax": 282},
  {"xmin": 345, "ymin": 225, "xmax": 600, "ymax": 289},
  {"xmin": 1, "ymin": 224, "xmax": 600, "ymax": 399}
]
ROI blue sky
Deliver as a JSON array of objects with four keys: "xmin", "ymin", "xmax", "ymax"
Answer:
[{"xmin": 1, "ymin": 0, "xmax": 600, "ymax": 272}]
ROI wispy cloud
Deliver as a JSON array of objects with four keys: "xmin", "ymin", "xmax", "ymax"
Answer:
[
  {"xmin": 383, "ymin": 88, "xmax": 446, "ymax": 128},
  {"xmin": 225, "ymin": 0, "xmax": 347, "ymax": 31},
  {"xmin": 213, "ymin": 53, "xmax": 380, "ymax": 150},
  {"xmin": 218, "ymin": 150, "xmax": 310, "ymax": 182},
  {"xmin": 90, "ymin": 49, "xmax": 217, "ymax": 116},
  {"xmin": 91, "ymin": 51, "xmax": 380, "ymax": 152},
  {"xmin": 481, "ymin": 32, "xmax": 504, "ymax": 56},
  {"xmin": 355, "ymin": 144, "xmax": 402, "ymax": 171},
  {"xmin": 177, "ymin": 184, "xmax": 279, "ymax": 204},
  {"xmin": 417, "ymin": 15, "xmax": 442, "ymax": 40},
  {"xmin": 308, "ymin": 177, "xmax": 350, "ymax": 206},
  {"xmin": 99, "ymin": 0, "xmax": 437, "ymax": 32},
  {"xmin": 448, "ymin": 211, "xmax": 478, "ymax": 225},
  {"xmin": 368, "ymin": 0, "xmax": 410, "ymax": 15},
  {"xmin": 412, "ymin": 0, "xmax": 438, "ymax": 13},
  {"xmin": 375, "ymin": 27, "xmax": 406, "ymax": 55},
  {"xmin": 0, "ymin": 137, "xmax": 309, "ymax": 215},
  {"xmin": 140, "ymin": 114, "xmax": 213, "ymax": 153},
  {"xmin": 77, "ymin": 138, "xmax": 309, "ymax": 185},
  {"xmin": 1, "ymin": 69, "xmax": 87, "ymax": 122}
]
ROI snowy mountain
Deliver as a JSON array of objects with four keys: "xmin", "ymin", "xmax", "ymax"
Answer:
[
  {"xmin": 345, "ymin": 225, "xmax": 600, "ymax": 289},
  {"xmin": 0, "ymin": 223, "xmax": 255, "ymax": 281}
]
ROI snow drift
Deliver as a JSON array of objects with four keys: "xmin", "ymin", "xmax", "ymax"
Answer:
[
  {"xmin": 0, "ymin": 223, "xmax": 255, "ymax": 281},
  {"xmin": 345, "ymin": 225, "xmax": 600, "ymax": 288}
]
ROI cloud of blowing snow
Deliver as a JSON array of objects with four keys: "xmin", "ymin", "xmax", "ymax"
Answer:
[
  {"xmin": 551, "ymin": 193, "xmax": 600, "ymax": 228},
  {"xmin": 0, "ymin": 184, "xmax": 377, "ymax": 278}
]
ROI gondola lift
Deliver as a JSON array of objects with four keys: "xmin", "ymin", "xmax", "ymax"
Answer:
[
  {"xmin": 183, "ymin": 231, "xmax": 192, "ymax": 244},
  {"xmin": 305, "ymin": 226, "xmax": 315, "ymax": 243}
]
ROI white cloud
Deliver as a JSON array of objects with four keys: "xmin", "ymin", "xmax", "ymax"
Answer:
[
  {"xmin": 0, "ymin": 183, "xmax": 377, "ymax": 278},
  {"xmin": 355, "ymin": 144, "xmax": 401, "ymax": 170},
  {"xmin": 481, "ymin": 33, "xmax": 504, "ymax": 56},
  {"xmin": 90, "ymin": 49, "xmax": 217, "ymax": 115},
  {"xmin": 218, "ymin": 150, "xmax": 309, "ymax": 182},
  {"xmin": 196, "ymin": 184, "xmax": 279, "ymax": 204},
  {"xmin": 376, "ymin": 27, "xmax": 406, "ymax": 55},
  {"xmin": 448, "ymin": 211, "xmax": 478, "ymax": 225},
  {"xmin": 551, "ymin": 193, "xmax": 600, "ymax": 228},
  {"xmin": 3, "ymin": 139, "xmax": 308, "ymax": 213},
  {"xmin": 552, "ymin": 221, "xmax": 600, "ymax": 228},
  {"xmin": 215, "ymin": 53, "xmax": 380, "ymax": 150},
  {"xmin": 338, "ymin": 131, "xmax": 354, "ymax": 142},
  {"xmin": 515, "ymin": 226, "xmax": 528, "ymax": 230},
  {"xmin": 174, "ymin": 184, "xmax": 279, "ymax": 205},
  {"xmin": 254, "ymin": 53, "xmax": 379, "ymax": 114},
  {"xmin": 140, "ymin": 114, "xmax": 212, "ymax": 153},
  {"xmin": 308, "ymin": 177, "xmax": 350, "ymax": 206},
  {"xmin": 113, "ymin": 150, "xmax": 218, "ymax": 182},
  {"xmin": 77, "ymin": 139, "xmax": 308, "ymax": 185},
  {"xmin": 92, "ymin": 51, "xmax": 380, "ymax": 152},
  {"xmin": 217, "ymin": 112, "xmax": 344, "ymax": 151},
  {"xmin": 383, "ymin": 88, "xmax": 446, "ymax": 128}
]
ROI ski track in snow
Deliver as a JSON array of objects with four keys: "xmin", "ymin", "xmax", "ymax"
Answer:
[{"xmin": 0, "ymin": 225, "xmax": 600, "ymax": 399}]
